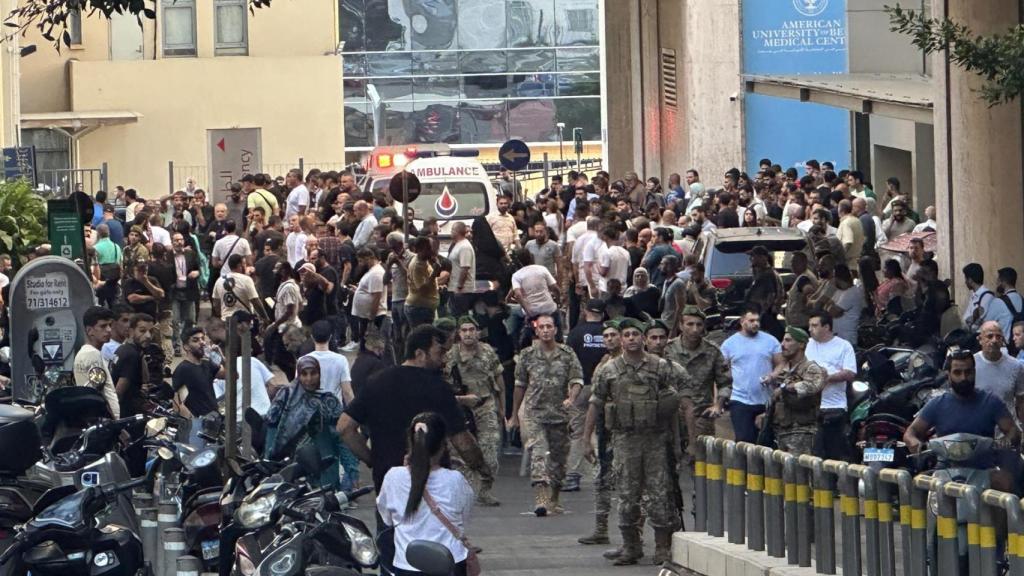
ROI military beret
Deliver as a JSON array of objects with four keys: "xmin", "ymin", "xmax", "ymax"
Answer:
[
  {"xmin": 455, "ymin": 315, "xmax": 478, "ymax": 328},
  {"xmin": 618, "ymin": 318, "xmax": 646, "ymax": 333},
  {"xmin": 786, "ymin": 326, "xmax": 810, "ymax": 344},
  {"xmin": 646, "ymin": 319, "xmax": 670, "ymax": 334},
  {"xmin": 433, "ymin": 317, "xmax": 457, "ymax": 331},
  {"xmin": 603, "ymin": 320, "xmax": 621, "ymax": 332},
  {"xmin": 680, "ymin": 305, "xmax": 706, "ymax": 320}
]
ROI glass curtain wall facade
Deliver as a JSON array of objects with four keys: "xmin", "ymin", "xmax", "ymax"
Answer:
[{"xmin": 340, "ymin": 0, "xmax": 602, "ymax": 149}]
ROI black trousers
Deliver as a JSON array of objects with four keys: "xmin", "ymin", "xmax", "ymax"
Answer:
[
  {"xmin": 730, "ymin": 402, "xmax": 765, "ymax": 444},
  {"xmin": 814, "ymin": 409, "xmax": 850, "ymax": 462}
]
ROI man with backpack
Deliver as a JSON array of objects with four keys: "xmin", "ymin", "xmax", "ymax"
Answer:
[
  {"xmin": 997, "ymin": 267, "xmax": 1024, "ymax": 353},
  {"xmin": 962, "ymin": 263, "xmax": 1013, "ymax": 338}
]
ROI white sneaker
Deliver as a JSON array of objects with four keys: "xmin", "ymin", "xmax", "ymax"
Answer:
[{"xmin": 341, "ymin": 342, "xmax": 360, "ymax": 352}]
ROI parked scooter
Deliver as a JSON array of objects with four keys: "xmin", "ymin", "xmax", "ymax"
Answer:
[{"xmin": 0, "ymin": 404, "xmax": 48, "ymax": 576}]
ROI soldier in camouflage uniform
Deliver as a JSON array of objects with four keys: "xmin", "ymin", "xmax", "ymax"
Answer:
[
  {"xmin": 445, "ymin": 316, "xmax": 505, "ymax": 506},
  {"xmin": 509, "ymin": 313, "xmax": 585, "ymax": 517},
  {"xmin": 766, "ymin": 327, "xmax": 826, "ymax": 456},
  {"xmin": 585, "ymin": 318, "xmax": 684, "ymax": 565},
  {"xmin": 664, "ymin": 306, "xmax": 732, "ymax": 460},
  {"xmin": 579, "ymin": 320, "xmax": 622, "ymax": 546}
]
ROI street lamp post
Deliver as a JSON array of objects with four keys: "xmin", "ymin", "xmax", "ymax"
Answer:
[{"xmin": 556, "ymin": 122, "xmax": 565, "ymax": 177}]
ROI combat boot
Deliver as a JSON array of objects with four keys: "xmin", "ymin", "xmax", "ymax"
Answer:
[
  {"xmin": 548, "ymin": 484, "xmax": 565, "ymax": 514},
  {"xmin": 578, "ymin": 513, "xmax": 610, "ymax": 545},
  {"xmin": 533, "ymin": 483, "xmax": 549, "ymax": 517},
  {"xmin": 476, "ymin": 491, "xmax": 500, "ymax": 507},
  {"xmin": 612, "ymin": 528, "xmax": 644, "ymax": 566},
  {"xmin": 602, "ymin": 547, "xmax": 623, "ymax": 560},
  {"xmin": 652, "ymin": 528, "xmax": 675, "ymax": 564}
]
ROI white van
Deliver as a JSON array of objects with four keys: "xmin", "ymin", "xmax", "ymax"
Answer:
[{"xmin": 395, "ymin": 152, "xmax": 499, "ymax": 242}]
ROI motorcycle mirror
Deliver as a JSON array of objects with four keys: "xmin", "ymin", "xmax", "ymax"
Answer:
[
  {"xmin": 146, "ymin": 418, "xmax": 168, "ymax": 437},
  {"xmin": 406, "ymin": 540, "xmax": 455, "ymax": 576},
  {"xmin": 158, "ymin": 446, "xmax": 175, "ymax": 460}
]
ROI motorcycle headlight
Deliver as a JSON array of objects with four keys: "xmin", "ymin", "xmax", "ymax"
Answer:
[
  {"xmin": 344, "ymin": 522, "xmax": 378, "ymax": 566},
  {"xmin": 943, "ymin": 439, "xmax": 976, "ymax": 461},
  {"xmin": 237, "ymin": 494, "xmax": 277, "ymax": 529}
]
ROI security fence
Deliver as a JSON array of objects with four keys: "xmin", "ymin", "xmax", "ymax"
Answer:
[{"xmin": 694, "ymin": 437, "xmax": 1024, "ymax": 576}]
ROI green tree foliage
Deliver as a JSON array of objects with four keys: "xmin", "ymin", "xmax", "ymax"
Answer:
[
  {"xmin": 4, "ymin": 0, "xmax": 271, "ymax": 50},
  {"xmin": 887, "ymin": 4, "xmax": 1024, "ymax": 106},
  {"xmin": 0, "ymin": 180, "xmax": 47, "ymax": 265}
]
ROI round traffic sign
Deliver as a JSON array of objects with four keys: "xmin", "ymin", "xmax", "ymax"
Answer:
[
  {"xmin": 498, "ymin": 139, "xmax": 531, "ymax": 172},
  {"xmin": 388, "ymin": 171, "xmax": 422, "ymax": 204}
]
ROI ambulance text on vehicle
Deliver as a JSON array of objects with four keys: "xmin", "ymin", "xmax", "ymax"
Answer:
[{"xmin": 396, "ymin": 154, "xmax": 498, "ymax": 242}]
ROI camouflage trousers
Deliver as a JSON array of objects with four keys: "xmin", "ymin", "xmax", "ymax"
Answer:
[
  {"xmin": 464, "ymin": 398, "xmax": 502, "ymax": 493},
  {"xmin": 521, "ymin": 413, "xmax": 570, "ymax": 487},
  {"xmin": 679, "ymin": 397, "xmax": 717, "ymax": 459},
  {"xmin": 567, "ymin": 386, "xmax": 594, "ymax": 477},
  {"xmin": 593, "ymin": 427, "xmax": 614, "ymax": 516},
  {"xmin": 776, "ymin": 429, "xmax": 817, "ymax": 457},
  {"xmin": 613, "ymin": 430, "xmax": 680, "ymax": 531}
]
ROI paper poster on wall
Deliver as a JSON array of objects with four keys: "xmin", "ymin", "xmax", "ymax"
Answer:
[{"xmin": 743, "ymin": 0, "xmax": 851, "ymax": 175}]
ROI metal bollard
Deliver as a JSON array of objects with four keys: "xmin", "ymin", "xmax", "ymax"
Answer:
[
  {"xmin": 157, "ymin": 502, "xmax": 179, "ymax": 576},
  {"xmin": 724, "ymin": 440, "xmax": 746, "ymax": 545},
  {"xmin": 859, "ymin": 465, "xmax": 881, "ymax": 576},
  {"xmin": 876, "ymin": 476, "xmax": 897, "ymax": 576},
  {"xmin": 978, "ymin": 494, "xmax": 998, "ymax": 576},
  {"xmin": 909, "ymin": 477, "xmax": 930, "ymax": 576},
  {"xmin": 162, "ymin": 528, "xmax": 186, "ymax": 576},
  {"xmin": 694, "ymin": 435, "xmax": 708, "ymax": 533},
  {"xmin": 140, "ymin": 508, "xmax": 158, "ymax": 575},
  {"xmin": 782, "ymin": 453, "xmax": 800, "ymax": 565},
  {"xmin": 176, "ymin": 555, "xmax": 201, "ymax": 576},
  {"xmin": 954, "ymin": 484, "xmax": 981, "ymax": 576},
  {"xmin": 765, "ymin": 450, "xmax": 786, "ymax": 558},
  {"xmin": 133, "ymin": 492, "xmax": 154, "ymax": 516},
  {"xmin": 706, "ymin": 437, "xmax": 725, "ymax": 537},
  {"xmin": 879, "ymin": 468, "xmax": 915, "ymax": 576},
  {"xmin": 794, "ymin": 456, "xmax": 812, "ymax": 568},
  {"xmin": 813, "ymin": 459, "xmax": 837, "ymax": 575},
  {"xmin": 1008, "ymin": 494, "xmax": 1024, "ymax": 576},
  {"xmin": 744, "ymin": 443, "xmax": 765, "ymax": 551},
  {"xmin": 838, "ymin": 463, "xmax": 862, "ymax": 576},
  {"xmin": 933, "ymin": 479, "xmax": 959, "ymax": 576}
]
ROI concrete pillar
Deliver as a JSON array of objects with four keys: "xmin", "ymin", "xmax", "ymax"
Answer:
[
  {"xmin": 603, "ymin": 0, "xmax": 642, "ymax": 176},
  {"xmin": 933, "ymin": 0, "xmax": 1024, "ymax": 301}
]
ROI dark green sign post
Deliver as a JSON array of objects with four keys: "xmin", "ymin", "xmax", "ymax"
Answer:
[{"xmin": 47, "ymin": 199, "xmax": 85, "ymax": 263}]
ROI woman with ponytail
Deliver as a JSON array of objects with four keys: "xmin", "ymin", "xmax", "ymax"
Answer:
[{"xmin": 377, "ymin": 412, "xmax": 477, "ymax": 575}]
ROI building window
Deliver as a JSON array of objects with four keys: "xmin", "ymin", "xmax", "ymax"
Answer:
[
  {"xmin": 215, "ymin": 0, "xmax": 248, "ymax": 56},
  {"xmin": 162, "ymin": 0, "xmax": 196, "ymax": 57},
  {"xmin": 68, "ymin": 8, "xmax": 82, "ymax": 46}
]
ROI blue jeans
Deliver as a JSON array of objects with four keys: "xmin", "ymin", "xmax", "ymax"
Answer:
[{"xmin": 729, "ymin": 401, "xmax": 765, "ymax": 444}]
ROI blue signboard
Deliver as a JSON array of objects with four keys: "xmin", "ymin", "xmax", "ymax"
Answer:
[
  {"xmin": 3, "ymin": 146, "xmax": 37, "ymax": 185},
  {"xmin": 743, "ymin": 0, "xmax": 850, "ymax": 175},
  {"xmin": 498, "ymin": 139, "xmax": 531, "ymax": 172}
]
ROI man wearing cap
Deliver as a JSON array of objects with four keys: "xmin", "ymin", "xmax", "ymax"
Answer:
[
  {"xmin": 745, "ymin": 245, "xmax": 785, "ymax": 340},
  {"xmin": 764, "ymin": 327, "xmax": 827, "ymax": 456},
  {"xmin": 580, "ymin": 320, "xmax": 622, "ymax": 545},
  {"xmin": 564, "ymin": 298, "xmax": 608, "ymax": 492},
  {"xmin": 665, "ymin": 306, "xmax": 731, "ymax": 460},
  {"xmin": 585, "ymin": 317, "xmax": 683, "ymax": 565},
  {"xmin": 444, "ymin": 316, "xmax": 504, "ymax": 506},
  {"xmin": 123, "ymin": 225, "xmax": 150, "ymax": 274},
  {"xmin": 508, "ymin": 313, "xmax": 584, "ymax": 517}
]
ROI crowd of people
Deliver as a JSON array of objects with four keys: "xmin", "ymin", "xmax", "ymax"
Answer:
[{"xmin": 52, "ymin": 155, "xmax": 1024, "ymax": 571}]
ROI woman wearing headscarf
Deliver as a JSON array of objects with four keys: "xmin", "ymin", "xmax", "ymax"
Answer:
[{"xmin": 264, "ymin": 356, "xmax": 343, "ymax": 488}]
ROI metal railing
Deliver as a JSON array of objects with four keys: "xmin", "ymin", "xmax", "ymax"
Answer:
[
  {"xmin": 694, "ymin": 437, "xmax": 1024, "ymax": 576},
  {"xmin": 37, "ymin": 164, "xmax": 108, "ymax": 198}
]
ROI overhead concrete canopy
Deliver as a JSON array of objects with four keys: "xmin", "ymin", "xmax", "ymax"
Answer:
[
  {"xmin": 20, "ymin": 111, "xmax": 142, "ymax": 138},
  {"xmin": 744, "ymin": 73, "xmax": 933, "ymax": 124}
]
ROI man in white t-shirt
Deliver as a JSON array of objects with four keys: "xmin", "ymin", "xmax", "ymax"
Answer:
[
  {"xmin": 211, "ymin": 220, "xmax": 252, "ymax": 276},
  {"xmin": 212, "ymin": 254, "xmax": 262, "ymax": 321},
  {"xmin": 302, "ymin": 320, "xmax": 355, "ymax": 405},
  {"xmin": 824, "ymin": 265, "xmax": 863, "ymax": 346},
  {"xmin": 805, "ymin": 312, "xmax": 857, "ymax": 461},
  {"xmin": 148, "ymin": 213, "xmax": 172, "ymax": 248},
  {"xmin": 284, "ymin": 168, "xmax": 310, "ymax": 219},
  {"xmin": 74, "ymin": 306, "xmax": 120, "ymax": 418},
  {"xmin": 347, "ymin": 248, "xmax": 388, "ymax": 352},
  {"xmin": 511, "ymin": 257, "xmax": 559, "ymax": 319},
  {"xmin": 447, "ymin": 222, "xmax": 476, "ymax": 316},
  {"xmin": 974, "ymin": 321, "xmax": 1024, "ymax": 428},
  {"xmin": 214, "ymin": 356, "xmax": 274, "ymax": 419},
  {"xmin": 597, "ymin": 226, "xmax": 630, "ymax": 297}
]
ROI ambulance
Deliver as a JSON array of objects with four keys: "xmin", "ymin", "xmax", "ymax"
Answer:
[{"xmin": 361, "ymin": 145, "xmax": 499, "ymax": 243}]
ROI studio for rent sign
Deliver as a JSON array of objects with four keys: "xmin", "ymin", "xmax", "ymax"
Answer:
[{"xmin": 742, "ymin": 0, "xmax": 850, "ymax": 174}]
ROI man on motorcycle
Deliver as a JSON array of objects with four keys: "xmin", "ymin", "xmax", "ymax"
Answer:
[{"xmin": 904, "ymin": 349, "xmax": 1020, "ymax": 492}]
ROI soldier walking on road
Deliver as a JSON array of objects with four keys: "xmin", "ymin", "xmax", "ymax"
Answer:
[
  {"xmin": 664, "ymin": 306, "xmax": 731, "ymax": 462},
  {"xmin": 763, "ymin": 327, "xmax": 827, "ymax": 456},
  {"xmin": 579, "ymin": 320, "xmax": 622, "ymax": 546},
  {"xmin": 585, "ymin": 318, "xmax": 684, "ymax": 565},
  {"xmin": 445, "ymin": 316, "xmax": 505, "ymax": 506},
  {"xmin": 508, "ymin": 314, "xmax": 585, "ymax": 517}
]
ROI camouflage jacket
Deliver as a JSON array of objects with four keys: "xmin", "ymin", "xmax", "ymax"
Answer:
[
  {"xmin": 444, "ymin": 342, "xmax": 503, "ymax": 399},
  {"xmin": 591, "ymin": 353, "xmax": 685, "ymax": 433},
  {"xmin": 663, "ymin": 337, "xmax": 731, "ymax": 409},
  {"xmin": 771, "ymin": 358, "xmax": 827, "ymax": 432},
  {"xmin": 515, "ymin": 343, "xmax": 584, "ymax": 424}
]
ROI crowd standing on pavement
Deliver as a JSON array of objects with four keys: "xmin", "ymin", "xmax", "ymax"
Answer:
[{"xmin": 27, "ymin": 155, "xmax": 1018, "ymax": 570}]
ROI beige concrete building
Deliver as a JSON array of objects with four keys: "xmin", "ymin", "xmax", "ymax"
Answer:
[{"xmin": 17, "ymin": 0, "xmax": 344, "ymax": 199}]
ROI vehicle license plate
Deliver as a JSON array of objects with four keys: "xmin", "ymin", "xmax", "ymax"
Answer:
[
  {"xmin": 863, "ymin": 448, "xmax": 895, "ymax": 462},
  {"xmin": 202, "ymin": 539, "xmax": 220, "ymax": 560}
]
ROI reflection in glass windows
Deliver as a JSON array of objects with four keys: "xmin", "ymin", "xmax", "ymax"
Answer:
[{"xmin": 339, "ymin": 0, "xmax": 602, "ymax": 147}]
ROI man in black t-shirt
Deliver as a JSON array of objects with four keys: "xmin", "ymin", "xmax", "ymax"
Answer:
[
  {"xmin": 299, "ymin": 250, "xmax": 339, "ymax": 326},
  {"xmin": 565, "ymin": 299, "xmax": 608, "ymax": 491},
  {"xmin": 337, "ymin": 325, "xmax": 491, "ymax": 492},
  {"xmin": 111, "ymin": 313, "xmax": 156, "ymax": 418},
  {"xmin": 124, "ymin": 260, "xmax": 164, "ymax": 318},
  {"xmin": 254, "ymin": 237, "xmax": 284, "ymax": 299},
  {"xmin": 172, "ymin": 326, "xmax": 225, "ymax": 418}
]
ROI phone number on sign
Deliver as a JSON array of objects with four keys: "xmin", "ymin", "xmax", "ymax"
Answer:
[{"xmin": 26, "ymin": 296, "xmax": 70, "ymax": 310}]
